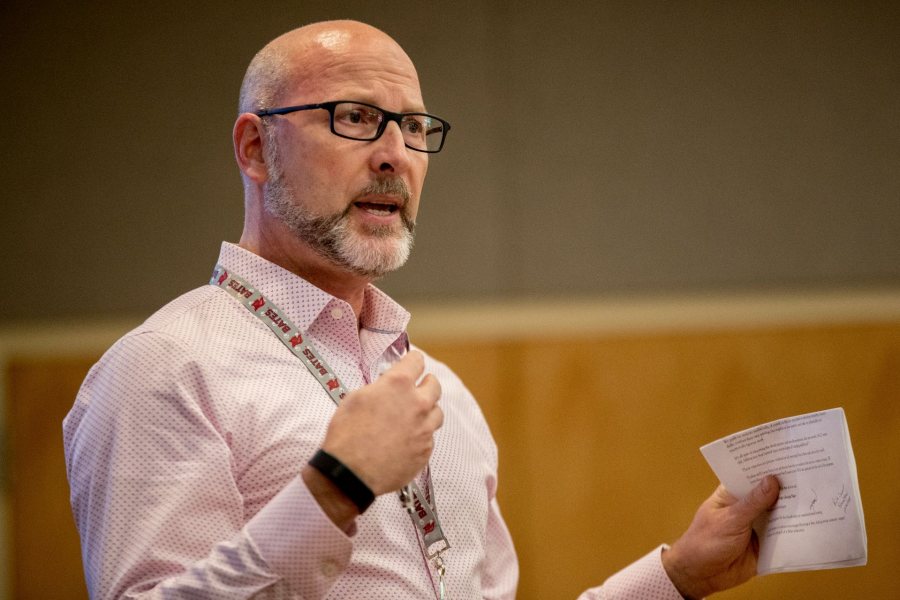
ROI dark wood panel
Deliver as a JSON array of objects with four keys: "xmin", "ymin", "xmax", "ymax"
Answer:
[{"xmin": 7, "ymin": 358, "xmax": 95, "ymax": 600}]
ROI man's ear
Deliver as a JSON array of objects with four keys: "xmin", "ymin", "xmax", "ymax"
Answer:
[{"xmin": 233, "ymin": 113, "xmax": 269, "ymax": 183}]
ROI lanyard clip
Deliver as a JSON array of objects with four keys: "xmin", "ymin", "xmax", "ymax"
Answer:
[
  {"xmin": 434, "ymin": 555, "xmax": 448, "ymax": 600},
  {"xmin": 399, "ymin": 485, "xmax": 415, "ymax": 514},
  {"xmin": 426, "ymin": 537, "xmax": 451, "ymax": 560}
]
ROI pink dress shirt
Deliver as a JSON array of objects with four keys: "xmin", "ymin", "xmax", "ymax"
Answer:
[{"xmin": 64, "ymin": 242, "xmax": 684, "ymax": 599}]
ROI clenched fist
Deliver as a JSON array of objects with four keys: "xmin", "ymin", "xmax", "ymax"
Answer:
[{"xmin": 320, "ymin": 350, "xmax": 443, "ymax": 496}]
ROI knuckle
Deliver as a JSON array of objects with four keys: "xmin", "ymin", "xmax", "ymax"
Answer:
[{"xmin": 385, "ymin": 369, "xmax": 415, "ymax": 388}]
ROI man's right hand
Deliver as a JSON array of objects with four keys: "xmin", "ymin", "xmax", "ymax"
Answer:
[{"xmin": 319, "ymin": 350, "xmax": 443, "ymax": 497}]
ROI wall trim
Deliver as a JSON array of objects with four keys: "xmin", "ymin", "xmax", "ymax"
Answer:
[
  {"xmin": 408, "ymin": 287, "xmax": 900, "ymax": 342},
  {"xmin": 1, "ymin": 288, "xmax": 899, "ymax": 356}
]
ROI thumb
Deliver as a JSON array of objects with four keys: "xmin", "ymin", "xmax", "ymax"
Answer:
[
  {"xmin": 387, "ymin": 350, "xmax": 425, "ymax": 378},
  {"xmin": 736, "ymin": 475, "xmax": 780, "ymax": 520}
]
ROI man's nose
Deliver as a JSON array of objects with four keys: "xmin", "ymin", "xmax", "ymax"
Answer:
[{"xmin": 370, "ymin": 121, "xmax": 411, "ymax": 174}]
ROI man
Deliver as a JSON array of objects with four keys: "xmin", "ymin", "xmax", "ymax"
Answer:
[{"xmin": 64, "ymin": 20, "xmax": 778, "ymax": 599}]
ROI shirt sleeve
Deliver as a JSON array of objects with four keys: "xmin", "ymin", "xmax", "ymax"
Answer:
[
  {"xmin": 481, "ymin": 497, "xmax": 520, "ymax": 598},
  {"xmin": 577, "ymin": 546, "xmax": 686, "ymax": 600},
  {"xmin": 63, "ymin": 331, "xmax": 353, "ymax": 600}
]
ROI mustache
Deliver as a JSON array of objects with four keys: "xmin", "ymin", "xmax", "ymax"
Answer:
[{"xmin": 356, "ymin": 178, "xmax": 412, "ymax": 206}]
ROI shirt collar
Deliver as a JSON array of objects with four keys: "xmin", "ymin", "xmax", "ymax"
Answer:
[{"xmin": 216, "ymin": 241, "xmax": 411, "ymax": 336}]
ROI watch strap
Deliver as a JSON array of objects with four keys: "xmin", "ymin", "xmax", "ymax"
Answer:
[{"xmin": 308, "ymin": 449, "xmax": 376, "ymax": 514}]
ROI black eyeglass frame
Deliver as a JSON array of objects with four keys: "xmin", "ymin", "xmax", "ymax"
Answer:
[{"xmin": 254, "ymin": 100, "xmax": 451, "ymax": 153}]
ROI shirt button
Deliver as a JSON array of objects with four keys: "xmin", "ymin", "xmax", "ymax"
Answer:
[
  {"xmin": 321, "ymin": 559, "xmax": 340, "ymax": 577},
  {"xmin": 330, "ymin": 307, "xmax": 344, "ymax": 320}
]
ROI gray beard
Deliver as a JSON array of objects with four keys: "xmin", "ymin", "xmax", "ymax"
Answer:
[{"xmin": 263, "ymin": 162, "xmax": 416, "ymax": 279}]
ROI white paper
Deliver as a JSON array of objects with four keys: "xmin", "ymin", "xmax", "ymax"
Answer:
[{"xmin": 700, "ymin": 408, "xmax": 867, "ymax": 574}]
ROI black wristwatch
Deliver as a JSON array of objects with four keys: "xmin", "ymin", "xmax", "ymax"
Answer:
[{"xmin": 308, "ymin": 449, "xmax": 376, "ymax": 514}]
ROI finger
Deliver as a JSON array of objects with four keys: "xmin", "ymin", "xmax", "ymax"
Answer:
[
  {"xmin": 736, "ymin": 475, "xmax": 780, "ymax": 520},
  {"xmin": 425, "ymin": 403, "xmax": 444, "ymax": 431},
  {"xmin": 387, "ymin": 350, "xmax": 426, "ymax": 379},
  {"xmin": 416, "ymin": 373, "xmax": 442, "ymax": 401}
]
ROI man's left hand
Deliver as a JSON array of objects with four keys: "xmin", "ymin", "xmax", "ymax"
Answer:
[{"xmin": 662, "ymin": 475, "xmax": 780, "ymax": 599}]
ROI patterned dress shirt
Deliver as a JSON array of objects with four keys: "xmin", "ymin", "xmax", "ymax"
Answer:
[{"xmin": 64, "ymin": 242, "xmax": 683, "ymax": 600}]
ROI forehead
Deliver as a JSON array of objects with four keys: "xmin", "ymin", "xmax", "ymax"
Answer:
[{"xmin": 290, "ymin": 34, "xmax": 425, "ymax": 110}]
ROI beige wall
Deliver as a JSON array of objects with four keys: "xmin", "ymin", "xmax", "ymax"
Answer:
[{"xmin": 2, "ymin": 2, "xmax": 899, "ymax": 322}]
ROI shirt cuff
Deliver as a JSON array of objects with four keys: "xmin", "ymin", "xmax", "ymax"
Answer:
[
  {"xmin": 245, "ymin": 475, "xmax": 354, "ymax": 599},
  {"xmin": 599, "ymin": 545, "xmax": 686, "ymax": 600}
]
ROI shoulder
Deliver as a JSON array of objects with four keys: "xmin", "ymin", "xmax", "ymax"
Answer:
[
  {"xmin": 137, "ymin": 284, "xmax": 241, "ymax": 340},
  {"xmin": 69, "ymin": 285, "xmax": 257, "ymax": 424},
  {"xmin": 100, "ymin": 284, "xmax": 263, "ymax": 370},
  {"xmin": 83, "ymin": 287, "xmax": 217, "ymax": 382},
  {"xmin": 64, "ymin": 286, "xmax": 250, "ymax": 459}
]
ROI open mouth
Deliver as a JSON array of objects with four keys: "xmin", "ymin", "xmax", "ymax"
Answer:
[{"xmin": 354, "ymin": 201, "xmax": 399, "ymax": 216}]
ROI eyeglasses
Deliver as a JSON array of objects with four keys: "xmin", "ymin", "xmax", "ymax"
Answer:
[{"xmin": 255, "ymin": 100, "xmax": 451, "ymax": 153}]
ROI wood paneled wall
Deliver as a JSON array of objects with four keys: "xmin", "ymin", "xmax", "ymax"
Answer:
[
  {"xmin": 6, "ymin": 358, "xmax": 94, "ymax": 600},
  {"xmin": 4, "ymin": 319, "xmax": 899, "ymax": 599}
]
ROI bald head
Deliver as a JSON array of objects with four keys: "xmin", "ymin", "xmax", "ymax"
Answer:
[{"xmin": 238, "ymin": 20, "xmax": 421, "ymax": 114}]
